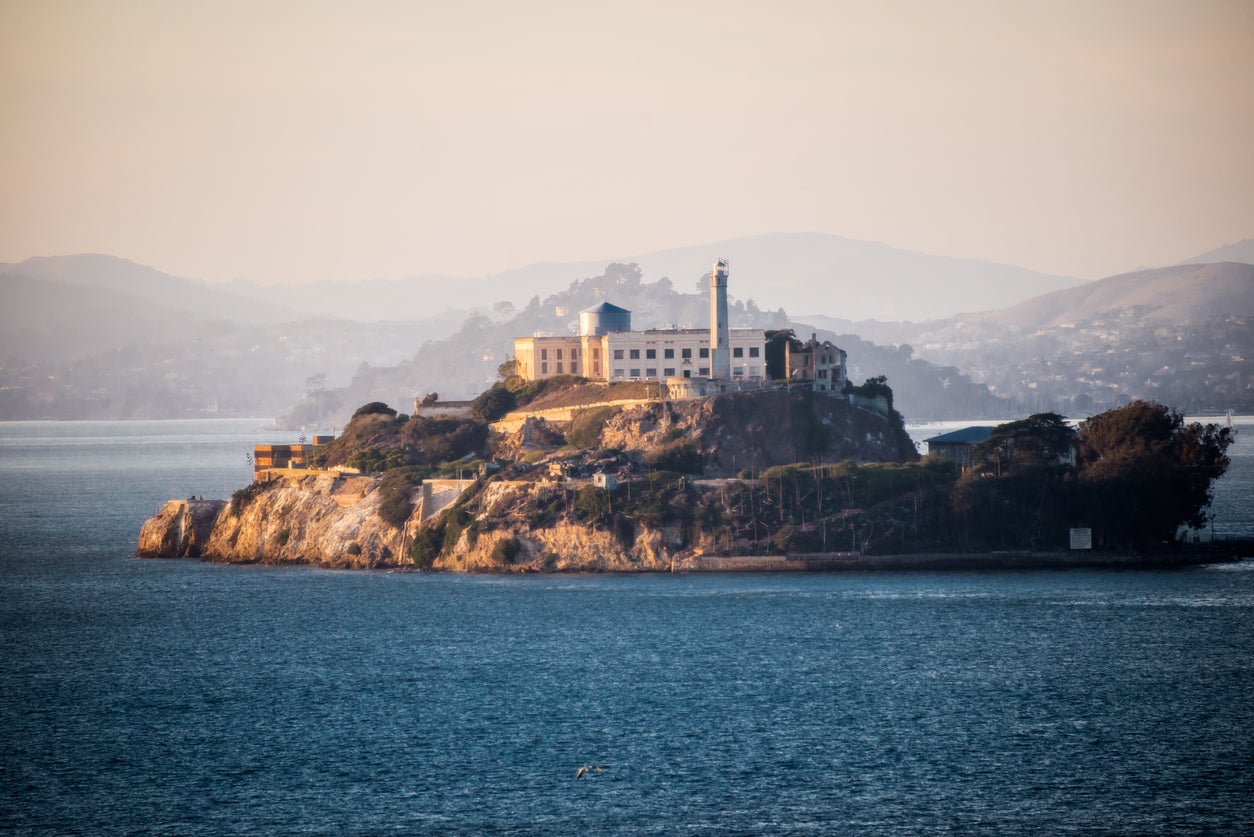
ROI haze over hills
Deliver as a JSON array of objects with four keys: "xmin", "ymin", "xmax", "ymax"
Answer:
[
  {"xmin": 2, "ymin": 238, "xmax": 1250, "ymax": 420},
  {"xmin": 967, "ymin": 262, "xmax": 1254, "ymax": 329},
  {"xmin": 209, "ymin": 233, "xmax": 1087, "ymax": 323},
  {"xmin": 878, "ymin": 262, "xmax": 1254, "ymax": 415},
  {"xmin": 2, "ymin": 255, "xmax": 296, "ymax": 325},
  {"xmin": 1180, "ymin": 238, "xmax": 1254, "ymax": 267}
]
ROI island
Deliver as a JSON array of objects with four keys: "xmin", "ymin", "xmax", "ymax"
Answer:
[
  {"xmin": 137, "ymin": 261, "xmax": 1241, "ymax": 572},
  {"xmin": 137, "ymin": 381, "xmax": 1240, "ymax": 572}
]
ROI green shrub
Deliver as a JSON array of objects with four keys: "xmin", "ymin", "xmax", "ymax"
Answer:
[
  {"xmin": 353, "ymin": 401, "xmax": 397, "ymax": 419},
  {"xmin": 566, "ymin": 406, "xmax": 619, "ymax": 448},
  {"xmin": 348, "ymin": 446, "xmax": 406, "ymax": 473},
  {"xmin": 377, "ymin": 468, "xmax": 424, "ymax": 528},
  {"xmin": 643, "ymin": 441, "xmax": 703, "ymax": 474},
  {"xmin": 573, "ymin": 484, "xmax": 611, "ymax": 524},
  {"xmin": 410, "ymin": 527, "xmax": 444, "ymax": 568},
  {"xmin": 470, "ymin": 384, "xmax": 516, "ymax": 422},
  {"xmin": 491, "ymin": 536, "xmax": 522, "ymax": 566},
  {"xmin": 378, "ymin": 491, "xmax": 414, "ymax": 528},
  {"xmin": 613, "ymin": 515, "xmax": 635, "ymax": 550},
  {"xmin": 230, "ymin": 481, "xmax": 267, "ymax": 516}
]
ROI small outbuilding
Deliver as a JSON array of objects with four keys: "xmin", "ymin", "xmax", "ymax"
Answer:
[{"xmin": 922, "ymin": 426, "xmax": 993, "ymax": 469}]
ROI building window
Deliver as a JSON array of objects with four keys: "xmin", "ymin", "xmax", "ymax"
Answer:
[
  {"xmin": 663, "ymin": 368, "xmax": 675, "ymax": 377},
  {"xmin": 818, "ymin": 369, "xmax": 827, "ymax": 378},
  {"xmin": 630, "ymin": 368, "xmax": 641, "ymax": 377},
  {"xmin": 558, "ymin": 362, "xmax": 564, "ymax": 374},
  {"xmin": 541, "ymin": 362, "xmax": 548, "ymax": 374},
  {"xmin": 682, "ymin": 348, "xmax": 692, "ymax": 359},
  {"xmin": 646, "ymin": 349, "xmax": 656, "ymax": 359},
  {"xmin": 541, "ymin": 349, "xmax": 548, "ymax": 360},
  {"xmin": 613, "ymin": 368, "xmax": 625, "ymax": 377},
  {"xmin": 664, "ymin": 348, "xmax": 674, "ymax": 359},
  {"xmin": 646, "ymin": 368, "xmax": 657, "ymax": 377},
  {"xmin": 733, "ymin": 347, "xmax": 743, "ymax": 358},
  {"xmin": 698, "ymin": 367, "xmax": 709, "ymax": 376},
  {"xmin": 749, "ymin": 347, "xmax": 760, "ymax": 358},
  {"xmin": 683, "ymin": 370, "xmax": 692, "ymax": 378},
  {"xmin": 571, "ymin": 348, "xmax": 578, "ymax": 360},
  {"xmin": 733, "ymin": 367, "xmax": 744, "ymax": 376},
  {"xmin": 750, "ymin": 366, "xmax": 760, "ymax": 377},
  {"xmin": 699, "ymin": 348, "xmax": 709, "ymax": 359},
  {"xmin": 614, "ymin": 349, "xmax": 624, "ymax": 360},
  {"xmin": 630, "ymin": 349, "xmax": 640, "ymax": 359},
  {"xmin": 556, "ymin": 348, "xmax": 563, "ymax": 360},
  {"xmin": 593, "ymin": 348, "xmax": 600, "ymax": 360}
]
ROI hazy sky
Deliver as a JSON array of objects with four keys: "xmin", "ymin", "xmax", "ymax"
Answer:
[{"xmin": 2, "ymin": 0, "xmax": 1252, "ymax": 284}]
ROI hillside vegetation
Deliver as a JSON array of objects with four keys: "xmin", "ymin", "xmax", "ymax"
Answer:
[{"xmin": 295, "ymin": 380, "xmax": 1234, "ymax": 570}]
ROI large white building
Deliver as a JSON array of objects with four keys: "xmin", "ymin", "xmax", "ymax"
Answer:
[{"xmin": 513, "ymin": 261, "xmax": 767, "ymax": 385}]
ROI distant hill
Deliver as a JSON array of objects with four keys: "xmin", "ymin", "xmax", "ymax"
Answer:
[
  {"xmin": 0, "ymin": 273, "xmax": 200, "ymax": 364},
  {"xmin": 876, "ymin": 262, "xmax": 1254, "ymax": 415},
  {"xmin": 1180, "ymin": 238, "xmax": 1254, "ymax": 266},
  {"xmin": 1, "ymin": 254, "xmax": 294, "ymax": 324},
  {"xmin": 197, "ymin": 232, "xmax": 1084, "ymax": 324},
  {"xmin": 973, "ymin": 262, "xmax": 1254, "ymax": 329}
]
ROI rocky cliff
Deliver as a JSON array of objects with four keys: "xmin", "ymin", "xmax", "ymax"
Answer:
[
  {"xmin": 596, "ymin": 389, "xmax": 915, "ymax": 474},
  {"xmin": 138, "ymin": 475, "xmax": 409, "ymax": 569},
  {"xmin": 137, "ymin": 389, "xmax": 920, "ymax": 571}
]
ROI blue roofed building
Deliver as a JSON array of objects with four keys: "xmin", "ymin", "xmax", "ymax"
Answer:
[{"xmin": 922, "ymin": 426, "xmax": 994, "ymax": 469}]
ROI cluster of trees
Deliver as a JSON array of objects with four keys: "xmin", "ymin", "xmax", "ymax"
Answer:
[
  {"xmin": 953, "ymin": 402, "xmax": 1233, "ymax": 550},
  {"xmin": 312, "ymin": 401, "xmax": 489, "ymax": 476}
]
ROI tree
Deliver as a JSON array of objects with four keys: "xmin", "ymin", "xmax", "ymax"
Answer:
[
  {"xmin": 954, "ymin": 413, "xmax": 1076, "ymax": 549},
  {"xmin": 352, "ymin": 401, "xmax": 396, "ymax": 419},
  {"xmin": 971, "ymin": 412, "xmax": 1075, "ymax": 476},
  {"xmin": 496, "ymin": 358, "xmax": 519, "ymax": 383},
  {"xmin": 470, "ymin": 383, "xmax": 515, "ymax": 423},
  {"xmin": 1076, "ymin": 401, "xmax": 1233, "ymax": 548},
  {"xmin": 764, "ymin": 329, "xmax": 799, "ymax": 381}
]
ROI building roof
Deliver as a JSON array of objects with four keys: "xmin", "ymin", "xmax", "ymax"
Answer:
[
  {"xmin": 580, "ymin": 301, "xmax": 631, "ymax": 315},
  {"xmin": 923, "ymin": 426, "xmax": 994, "ymax": 445}
]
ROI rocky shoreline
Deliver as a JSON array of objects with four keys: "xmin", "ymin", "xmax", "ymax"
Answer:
[{"xmin": 137, "ymin": 485, "xmax": 1245, "ymax": 573}]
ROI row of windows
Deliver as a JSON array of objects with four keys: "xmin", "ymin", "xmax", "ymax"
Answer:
[
  {"xmin": 610, "ymin": 346, "xmax": 761, "ymax": 361},
  {"xmin": 610, "ymin": 366, "xmax": 762, "ymax": 380},
  {"xmin": 539, "ymin": 348, "xmax": 580, "ymax": 360}
]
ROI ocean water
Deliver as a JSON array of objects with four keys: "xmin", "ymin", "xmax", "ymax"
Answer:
[{"xmin": 2, "ymin": 420, "xmax": 1253, "ymax": 834}]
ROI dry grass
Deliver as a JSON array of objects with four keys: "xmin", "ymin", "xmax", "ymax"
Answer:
[{"xmin": 522, "ymin": 381, "xmax": 661, "ymax": 411}]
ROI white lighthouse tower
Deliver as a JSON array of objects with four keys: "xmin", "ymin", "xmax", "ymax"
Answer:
[{"xmin": 709, "ymin": 259, "xmax": 731, "ymax": 380}]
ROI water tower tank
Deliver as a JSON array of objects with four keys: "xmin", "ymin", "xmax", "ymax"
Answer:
[{"xmin": 579, "ymin": 302, "xmax": 632, "ymax": 336}]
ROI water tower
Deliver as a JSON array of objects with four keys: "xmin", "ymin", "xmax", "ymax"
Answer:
[{"xmin": 579, "ymin": 301, "xmax": 631, "ymax": 336}]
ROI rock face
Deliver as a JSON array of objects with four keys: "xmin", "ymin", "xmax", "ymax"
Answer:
[
  {"xmin": 137, "ymin": 390, "xmax": 919, "ymax": 571},
  {"xmin": 599, "ymin": 390, "xmax": 916, "ymax": 474},
  {"xmin": 431, "ymin": 481, "xmax": 681, "ymax": 573},
  {"xmin": 137, "ymin": 475, "xmax": 413, "ymax": 569},
  {"xmin": 137, "ymin": 499, "xmax": 226, "ymax": 558}
]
